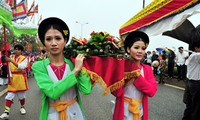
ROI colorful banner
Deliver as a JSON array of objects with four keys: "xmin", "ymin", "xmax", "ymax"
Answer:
[
  {"xmin": 27, "ymin": 4, "xmax": 38, "ymax": 16},
  {"xmin": 12, "ymin": 0, "xmax": 27, "ymax": 20},
  {"xmin": 27, "ymin": 1, "xmax": 34, "ymax": 16},
  {"xmin": 119, "ymin": 0, "xmax": 200, "ymax": 36},
  {"xmin": 71, "ymin": 56, "xmax": 140, "ymax": 95}
]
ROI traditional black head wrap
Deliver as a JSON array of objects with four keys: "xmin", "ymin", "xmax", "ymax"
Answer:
[
  {"xmin": 124, "ymin": 31, "xmax": 149, "ymax": 53},
  {"xmin": 38, "ymin": 17, "xmax": 70, "ymax": 46}
]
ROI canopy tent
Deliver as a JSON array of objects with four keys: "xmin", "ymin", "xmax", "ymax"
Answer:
[
  {"xmin": 162, "ymin": 19, "xmax": 200, "ymax": 51},
  {"xmin": 119, "ymin": 0, "xmax": 200, "ymax": 37},
  {"xmin": 0, "ymin": 0, "xmax": 37, "ymax": 37}
]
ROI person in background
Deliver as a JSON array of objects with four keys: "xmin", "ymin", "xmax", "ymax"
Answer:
[
  {"xmin": 167, "ymin": 49, "xmax": 176, "ymax": 79},
  {"xmin": 176, "ymin": 47, "xmax": 188, "ymax": 81},
  {"xmin": 146, "ymin": 51, "xmax": 152, "ymax": 66},
  {"xmin": 157, "ymin": 54, "xmax": 167, "ymax": 84},
  {"xmin": 0, "ymin": 50, "xmax": 11, "ymax": 85},
  {"xmin": 112, "ymin": 31, "xmax": 157, "ymax": 120},
  {"xmin": 182, "ymin": 41, "xmax": 200, "ymax": 120},
  {"xmin": 161, "ymin": 50, "xmax": 167, "ymax": 61},
  {"xmin": 0, "ymin": 52, "xmax": 3, "ymax": 86},
  {"xmin": 158, "ymin": 52, "xmax": 162, "ymax": 61},
  {"xmin": 151, "ymin": 51, "xmax": 159, "ymax": 75},
  {"xmin": 141, "ymin": 53, "xmax": 147, "ymax": 64},
  {"xmin": 31, "ymin": 17, "xmax": 92, "ymax": 120},
  {"xmin": 24, "ymin": 52, "xmax": 32, "ymax": 78},
  {"xmin": 37, "ymin": 49, "xmax": 47, "ymax": 61},
  {"xmin": 0, "ymin": 44, "xmax": 28, "ymax": 119}
]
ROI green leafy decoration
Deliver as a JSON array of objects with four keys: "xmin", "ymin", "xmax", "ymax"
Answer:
[{"xmin": 64, "ymin": 31, "xmax": 125, "ymax": 58}]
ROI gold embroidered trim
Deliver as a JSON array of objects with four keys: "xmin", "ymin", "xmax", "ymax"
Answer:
[
  {"xmin": 84, "ymin": 68, "xmax": 140, "ymax": 95},
  {"xmin": 121, "ymin": 0, "xmax": 172, "ymax": 29}
]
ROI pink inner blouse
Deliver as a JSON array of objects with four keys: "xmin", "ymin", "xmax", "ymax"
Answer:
[{"xmin": 50, "ymin": 63, "xmax": 66, "ymax": 80}]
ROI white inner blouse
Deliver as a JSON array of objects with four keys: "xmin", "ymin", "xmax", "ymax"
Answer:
[
  {"xmin": 124, "ymin": 66, "xmax": 144, "ymax": 120},
  {"xmin": 46, "ymin": 64, "xmax": 84, "ymax": 120}
]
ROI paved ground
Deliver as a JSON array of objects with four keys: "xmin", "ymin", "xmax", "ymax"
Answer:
[
  {"xmin": 156, "ymin": 75, "xmax": 186, "ymax": 88},
  {"xmin": 0, "ymin": 75, "xmax": 186, "ymax": 97}
]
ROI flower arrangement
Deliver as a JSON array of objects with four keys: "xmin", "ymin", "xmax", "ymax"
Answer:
[{"xmin": 64, "ymin": 31, "xmax": 125, "ymax": 58}]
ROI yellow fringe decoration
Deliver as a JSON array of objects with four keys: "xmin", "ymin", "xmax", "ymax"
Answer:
[
  {"xmin": 124, "ymin": 70, "xmax": 141, "ymax": 80},
  {"xmin": 83, "ymin": 67, "xmax": 140, "ymax": 95}
]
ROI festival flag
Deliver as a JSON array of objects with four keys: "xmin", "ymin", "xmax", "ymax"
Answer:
[
  {"xmin": 29, "ymin": 4, "xmax": 38, "ymax": 22},
  {"xmin": 6, "ymin": 0, "xmax": 16, "ymax": 9},
  {"xmin": 27, "ymin": 2, "xmax": 38, "ymax": 16},
  {"xmin": 12, "ymin": 0, "xmax": 27, "ymax": 20},
  {"xmin": 28, "ymin": 1, "xmax": 35, "ymax": 12},
  {"xmin": 33, "ymin": 4, "xmax": 38, "ymax": 13},
  {"xmin": 37, "ymin": 14, "xmax": 42, "ymax": 25}
]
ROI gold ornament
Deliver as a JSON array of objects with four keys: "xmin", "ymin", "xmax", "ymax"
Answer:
[{"xmin": 63, "ymin": 30, "xmax": 68, "ymax": 36}]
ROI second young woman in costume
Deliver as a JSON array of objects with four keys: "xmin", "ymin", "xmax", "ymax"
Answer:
[
  {"xmin": 31, "ymin": 17, "xmax": 92, "ymax": 120},
  {"xmin": 112, "ymin": 31, "xmax": 157, "ymax": 120}
]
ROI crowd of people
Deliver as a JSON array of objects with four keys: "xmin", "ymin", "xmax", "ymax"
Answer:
[
  {"xmin": 142, "ymin": 46, "xmax": 189, "ymax": 84},
  {"xmin": 142, "ymin": 45, "xmax": 200, "ymax": 120}
]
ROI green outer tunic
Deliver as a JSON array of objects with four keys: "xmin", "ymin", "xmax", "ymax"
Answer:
[{"xmin": 31, "ymin": 58, "xmax": 92, "ymax": 120}]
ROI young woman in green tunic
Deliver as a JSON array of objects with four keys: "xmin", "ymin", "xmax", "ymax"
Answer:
[{"xmin": 31, "ymin": 17, "xmax": 92, "ymax": 120}]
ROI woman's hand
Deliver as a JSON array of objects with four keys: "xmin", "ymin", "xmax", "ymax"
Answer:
[
  {"xmin": 72, "ymin": 54, "xmax": 85, "ymax": 76},
  {"xmin": 124, "ymin": 78, "xmax": 135, "ymax": 87}
]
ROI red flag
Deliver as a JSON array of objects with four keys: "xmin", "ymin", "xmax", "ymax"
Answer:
[{"xmin": 6, "ymin": 0, "xmax": 16, "ymax": 9}]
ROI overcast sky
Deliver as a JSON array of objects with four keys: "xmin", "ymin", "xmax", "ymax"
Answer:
[{"xmin": 26, "ymin": 0, "xmax": 200, "ymax": 53}]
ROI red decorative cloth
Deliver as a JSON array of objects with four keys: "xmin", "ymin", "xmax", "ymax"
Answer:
[{"xmin": 71, "ymin": 56, "xmax": 140, "ymax": 95}]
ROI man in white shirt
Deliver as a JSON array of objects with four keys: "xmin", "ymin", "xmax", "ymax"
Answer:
[
  {"xmin": 176, "ymin": 47, "xmax": 188, "ymax": 81},
  {"xmin": 182, "ymin": 41, "xmax": 200, "ymax": 120}
]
